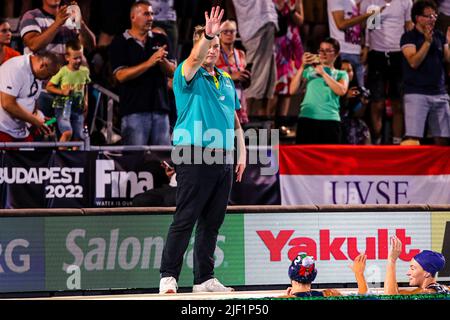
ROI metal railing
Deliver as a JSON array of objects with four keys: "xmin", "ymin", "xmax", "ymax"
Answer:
[{"xmin": 90, "ymin": 83, "xmax": 120, "ymax": 145}]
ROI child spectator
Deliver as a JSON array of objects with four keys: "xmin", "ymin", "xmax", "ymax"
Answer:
[{"xmin": 46, "ymin": 39, "xmax": 90, "ymax": 148}]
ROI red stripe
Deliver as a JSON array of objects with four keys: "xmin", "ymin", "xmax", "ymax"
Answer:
[{"xmin": 279, "ymin": 145, "xmax": 450, "ymax": 175}]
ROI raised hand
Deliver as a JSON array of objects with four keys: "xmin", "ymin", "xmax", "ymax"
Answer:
[
  {"xmin": 350, "ymin": 253, "xmax": 367, "ymax": 274},
  {"xmin": 388, "ymin": 236, "xmax": 402, "ymax": 263},
  {"xmin": 205, "ymin": 6, "xmax": 224, "ymax": 38},
  {"xmin": 55, "ymin": 5, "xmax": 70, "ymax": 26},
  {"xmin": 302, "ymin": 52, "xmax": 316, "ymax": 66}
]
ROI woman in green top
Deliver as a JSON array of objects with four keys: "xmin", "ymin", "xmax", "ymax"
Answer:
[{"xmin": 290, "ymin": 37, "xmax": 349, "ymax": 144}]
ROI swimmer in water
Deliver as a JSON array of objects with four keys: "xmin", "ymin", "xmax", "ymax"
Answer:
[
  {"xmin": 281, "ymin": 252, "xmax": 369, "ymax": 297},
  {"xmin": 384, "ymin": 236, "xmax": 449, "ymax": 295}
]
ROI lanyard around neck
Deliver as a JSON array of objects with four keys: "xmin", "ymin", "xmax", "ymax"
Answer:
[{"xmin": 221, "ymin": 47, "xmax": 241, "ymax": 73}]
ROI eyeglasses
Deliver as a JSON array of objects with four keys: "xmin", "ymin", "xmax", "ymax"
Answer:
[
  {"xmin": 318, "ymin": 49, "xmax": 335, "ymax": 54},
  {"xmin": 0, "ymin": 28, "xmax": 12, "ymax": 34},
  {"xmin": 28, "ymin": 78, "xmax": 39, "ymax": 98},
  {"xmin": 221, "ymin": 29, "xmax": 237, "ymax": 35},
  {"xmin": 420, "ymin": 13, "xmax": 438, "ymax": 20}
]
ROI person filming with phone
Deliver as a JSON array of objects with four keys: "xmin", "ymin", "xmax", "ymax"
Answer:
[
  {"xmin": 20, "ymin": 0, "xmax": 96, "ymax": 119},
  {"xmin": 290, "ymin": 37, "xmax": 349, "ymax": 144}
]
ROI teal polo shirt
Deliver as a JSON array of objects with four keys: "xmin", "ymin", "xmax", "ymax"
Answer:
[
  {"xmin": 172, "ymin": 61, "xmax": 240, "ymax": 150},
  {"xmin": 300, "ymin": 66, "xmax": 348, "ymax": 122}
]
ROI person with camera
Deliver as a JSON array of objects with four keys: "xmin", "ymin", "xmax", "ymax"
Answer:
[
  {"xmin": 20, "ymin": 0, "xmax": 96, "ymax": 62},
  {"xmin": 290, "ymin": 37, "xmax": 349, "ymax": 144},
  {"xmin": 340, "ymin": 60, "xmax": 371, "ymax": 145},
  {"xmin": 216, "ymin": 19, "xmax": 250, "ymax": 125},
  {"xmin": 20, "ymin": 0, "xmax": 96, "ymax": 119}
]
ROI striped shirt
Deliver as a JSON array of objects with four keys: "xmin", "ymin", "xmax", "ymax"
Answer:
[{"xmin": 20, "ymin": 8, "xmax": 77, "ymax": 60}]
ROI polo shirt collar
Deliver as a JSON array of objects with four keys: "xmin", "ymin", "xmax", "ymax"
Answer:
[
  {"xmin": 123, "ymin": 29, "xmax": 154, "ymax": 47},
  {"xmin": 200, "ymin": 66, "xmax": 224, "ymax": 78}
]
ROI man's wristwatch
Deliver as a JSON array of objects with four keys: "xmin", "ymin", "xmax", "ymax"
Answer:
[{"xmin": 204, "ymin": 33, "xmax": 215, "ymax": 40}]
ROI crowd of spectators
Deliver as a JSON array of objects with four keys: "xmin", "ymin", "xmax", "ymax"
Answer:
[{"xmin": 0, "ymin": 0, "xmax": 450, "ymax": 146}]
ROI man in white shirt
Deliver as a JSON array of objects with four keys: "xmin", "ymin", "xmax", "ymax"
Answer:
[
  {"xmin": 0, "ymin": 51, "xmax": 59, "ymax": 142},
  {"xmin": 360, "ymin": 0, "xmax": 413, "ymax": 145},
  {"xmin": 327, "ymin": 0, "xmax": 375, "ymax": 87}
]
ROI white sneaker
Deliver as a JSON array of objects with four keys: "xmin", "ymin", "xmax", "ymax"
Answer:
[
  {"xmin": 192, "ymin": 278, "xmax": 234, "ymax": 293},
  {"xmin": 159, "ymin": 276, "xmax": 178, "ymax": 294}
]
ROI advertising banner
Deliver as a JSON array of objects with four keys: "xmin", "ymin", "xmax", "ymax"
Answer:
[
  {"xmin": 0, "ymin": 217, "xmax": 45, "ymax": 292},
  {"xmin": 431, "ymin": 211, "xmax": 450, "ymax": 280},
  {"xmin": 1, "ymin": 151, "xmax": 93, "ymax": 208},
  {"xmin": 1, "ymin": 151, "xmax": 53, "ymax": 208},
  {"xmin": 279, "ymin": 146, "xmax": 450, "ymax": 205},
  {"xmin": 244, "ymin": 212, "xmax": 432, "ymax": 285},
  {"xmin": 94, "ymin": 151, "xmax": 171, "ymax": 207},
  {"xmin": 44, "ymin": 214, "xmax": 245, "ymax": 291},
  {"xmin": 0, "ymin": 149, "xmax": 280, "ymax": 208},
  {"xmin": 0, "ymin": 210, "xmax": 448, "ymax": 293}
]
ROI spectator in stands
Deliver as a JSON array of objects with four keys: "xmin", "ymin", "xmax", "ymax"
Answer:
[
  {"xmin": 327, "ymin": 0, "xmax": 377, "ymax": 89},
  {"xmin": 20, "ymin": 0, "xmax": 96, "ymax": 119},
  {"xmin": 20, "ymin": 0, "xmax": 96, "ymax": 60},
  {"xmin": 290, "ymin": 38, "xmax": 349, "ymax": 144},
  {"xmin": 0, "ymin": 17, "xmax": 20, "ymax": 65},
  {"xmin": 269, "ymin": 0, "xmax": 304, "ymax": 132},
  {"xmin": 340, "ymin": 60, "xmax": 371, "ymax": 145},
  {"xmin": 360, "ymin": 0, "xmax": 413, "ymax": 145},
  {"xmin": 281, "ymin": 252, "xmax": 368, "ymax": 297},
  {"xmin": 401, "ymin": 0, "xmax": 450, "ymax": 146},
  {"xmin": 109, "ymin": 1, "xmax": 175, "ymax": 146},
  {"xmin": 149, "ymin": 0, "xmax": 178, "ymax": 60},
  {"xmin": 232, "ymin": 0, "xmax": 278, "ymax": 117},
  {"xmin": 46, "ymin": 39, "xmax": 90, "ymax": 148},
  {"xmin": 0, "ymin": 51, "xmax": 59, "ymax": 142},
  {"xmin": 384, "ymin": 235, "xmax": 449, "ymax": 295},
  {"xmin": 159, "ymin": 6, "xmax": 246, "ymax": 294},
  {"xmin": 216, "ymin": 19, "xmax": 251, "ymax": 125}
]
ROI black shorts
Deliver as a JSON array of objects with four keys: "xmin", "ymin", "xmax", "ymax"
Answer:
[
  {"xmin": 296, "ymin": 117, "xmax": 341, "ymax": 144},
  {"xmin": 367, "ymin": 50, "xmax": 403, "ymax": 102}
]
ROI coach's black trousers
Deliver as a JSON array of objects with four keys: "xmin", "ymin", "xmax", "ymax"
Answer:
[{"xmin": 160, "ymin": 162, "xmax": 233, "ymax": 284}]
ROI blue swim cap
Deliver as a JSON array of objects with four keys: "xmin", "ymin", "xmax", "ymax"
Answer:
[
  {"xmin": 288, "ymin": 253, "xmax": 317, "ymax": 284},
  {"xmin": 413, "ymin": 250, "xmax": 446, "ymax": 277}
]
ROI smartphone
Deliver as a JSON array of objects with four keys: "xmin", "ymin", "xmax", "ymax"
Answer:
[
  {"xmin": 162, "ymin": 161, "xmax": 173, "ymax": 170},
  {"xmin": 245, "ymin": 63, "xmax": 253, "ymax": 72},
  {"xmin": 312, "ymin": 54, "xmax": 320, "ymax": 66}
]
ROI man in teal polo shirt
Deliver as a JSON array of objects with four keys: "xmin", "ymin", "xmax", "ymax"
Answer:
[{"xmin": 159, "ymin": 6, "xmax": 246, "ymax": 294}]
